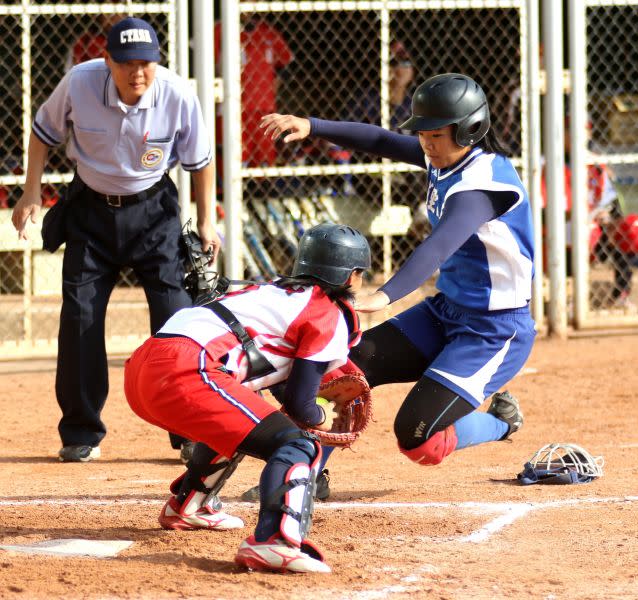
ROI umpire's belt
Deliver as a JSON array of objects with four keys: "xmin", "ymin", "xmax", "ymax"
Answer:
[{"xmin": 89, "ymin": 176, "xmax": 166, "ymax": 208}]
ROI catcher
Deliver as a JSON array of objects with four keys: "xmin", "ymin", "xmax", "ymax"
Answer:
[{"xmin": 124, "ymin": 223, "xmax": 371, "ymax": 573}]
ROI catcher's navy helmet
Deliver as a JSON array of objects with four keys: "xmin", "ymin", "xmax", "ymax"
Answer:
[
  {"xmin": 400, "ymin": 73, "xmax": 490, "ymax": 147},
  {"xmin": 292, "ymin": 223, "xmax": 371, "ymax": 286}
]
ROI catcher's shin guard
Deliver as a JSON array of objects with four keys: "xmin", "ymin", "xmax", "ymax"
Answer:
[
  {"xmin": 399, "ymin": 425, "xmax": 458, "ymax": 466},
  {"xmin": 260, "ymin": 433, "xmax": 322, "ymax": 547},
  {"xmin": 279, "ymin": 451, "xmax": 321, "ymax": 546}
]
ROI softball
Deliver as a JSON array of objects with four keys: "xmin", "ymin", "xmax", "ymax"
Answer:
[{"xmin": 315, "ymin": 396, "xmax": 330, "ymax": 407}]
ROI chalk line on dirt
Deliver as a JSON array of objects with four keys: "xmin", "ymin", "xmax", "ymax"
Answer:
[
  {"xmin": 0, "ymin": 538, "xmax": 133, "ymax": 558},
  {"xmin": 2, "ymin": 496, "xmax": 636, "ymax": 546}
]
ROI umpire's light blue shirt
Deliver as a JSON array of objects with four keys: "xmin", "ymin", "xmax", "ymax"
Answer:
[{"xmin": 33, "ymin": 59, "xmax": 212, "ymax": 195}]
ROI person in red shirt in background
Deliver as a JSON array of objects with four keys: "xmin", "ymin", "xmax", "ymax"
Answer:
[
  {"xmin": 18, "ymin": 14, "xmax": 127, "ymax": 211},
  {"xmin": 541, "ymin": 116, "xmax": 635, "ymax": 311},
  {"xmin": 214, "ymin": 15, "xmax": 293, "ymax": 168},
  {"xmin": 65, "ymin": 14, "xmax": 124, "ymax": 70}
]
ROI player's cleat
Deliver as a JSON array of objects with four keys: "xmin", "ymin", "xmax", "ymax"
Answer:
[
  {"xmin": 234, "ymin": 535, "xmax": 331, "ymax": 573},
  {"xmin": 58, "ymin": 445, "xmax": 101, "ymax": 462},
  {"xmin": 487, "ymin": 391, "xmax": 523, "ymax": 439},
  {"xmin": 159, "ymin": 496, "xmax": 244, "ymax": 531},
  {"xmin": 179, "ymin": 440, "xmax": 196, "ymax": 464},
  {"xmin": 240, "ymin": 485, "xmax": 259, "ymax": 502},
  {"xmin": 240, "ymin": 468, "xmax": 331, "ymax": 502},
  {"xmin": 315, "ymin": 468, "xmax": 331, "ymax": 500}
]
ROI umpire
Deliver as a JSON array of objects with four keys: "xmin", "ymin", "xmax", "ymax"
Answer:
[{"xmin": 11, "ymin": 17, "xmax": 221, "ymax": 462}]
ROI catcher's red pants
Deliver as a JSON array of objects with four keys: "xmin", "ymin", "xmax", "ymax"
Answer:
[{"xmin": 124, "ymin": 336, "xmax": 277, "ymax": 458}]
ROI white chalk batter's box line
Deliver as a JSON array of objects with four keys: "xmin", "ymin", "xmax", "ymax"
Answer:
[{"xmin": 2, "ymin": 496, "xmax": 636, "ymax": 544}]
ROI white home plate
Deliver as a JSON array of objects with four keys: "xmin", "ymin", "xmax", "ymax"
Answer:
[{"xmin": 0, "ymin": 538, "xmax": 133, "ymax": 557}]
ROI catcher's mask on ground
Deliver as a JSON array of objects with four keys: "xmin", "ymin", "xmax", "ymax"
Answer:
[
  {"xmin": 292, "ymin": 223, "xmax": 371, "ymax": 286},
  {"xmin": 517, "ymin": 442, "xmax": 604, "ymax": 485}
]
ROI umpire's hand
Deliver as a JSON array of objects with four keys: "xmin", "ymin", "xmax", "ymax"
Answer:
[
  {"xmin": 197, "ymin": 220, "xmax": 222, "ymax": 263},
  {"xmin": 12, "ymin": 191, "xmax": 42, "ymax": 241}
]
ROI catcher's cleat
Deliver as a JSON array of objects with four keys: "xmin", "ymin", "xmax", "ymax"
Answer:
[
  {"xmin": 241, "ymin": 468, "xmax": 331, "ymax": 502},
  {"xmin": 487, "ymin": 391, "xmax": 523, "ymax": 439},
  {"xmin": 58, "ymin": 445, "xmax": 101, "ymax": 462},
  {"xmin": 234, "ymin": 535, "xmax": 331, "ymax": 574},
  {"xmin": 159, "ymin": 496, "xmax": 244, "ymax": 531},
  {"xmin": 179, "ymin": 440, "xmax": 196, "ymax": 464}
]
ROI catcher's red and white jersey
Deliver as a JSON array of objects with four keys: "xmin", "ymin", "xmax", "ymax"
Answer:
[{"xmin": 157, "ymin": 284, "xmax": 351, "ymax": 391}]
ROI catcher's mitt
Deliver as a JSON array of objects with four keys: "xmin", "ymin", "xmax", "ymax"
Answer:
[{"xmin": 291, "ymin": 373, "xmax": 372, "ymax": 448}]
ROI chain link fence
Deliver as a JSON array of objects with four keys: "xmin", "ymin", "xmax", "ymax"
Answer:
[
  {"xmin": 0, "ymin": 1, "xmax": 177, "ymax": 357},
  {"xmin": 579, "ymin": 0, "xmax": 638, "ymax": 322},
  {"xmin": 226, "ymin": 2, "xmax": 526, "ymax": 282},
  {"xmin": 2, "ymin": 1, "xmax": 637, "ymax": 359}
]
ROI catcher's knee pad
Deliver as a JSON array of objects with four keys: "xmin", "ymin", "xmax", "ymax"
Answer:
[
  {"xmin": 172, "ymin": 451, "xmax": 244, "ymax": 514},
  {"xmin": 263, "ymin": 430, "xmax": 322, "ymax": 547},
  {"xmin": 399, "ymin": 425, "xmax": 458, "ymax": 466}
]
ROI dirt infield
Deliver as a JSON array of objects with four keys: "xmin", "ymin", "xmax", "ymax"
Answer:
[{"xmin": 1, "ymin": 334, "xmax": 637, "ymax": 599}]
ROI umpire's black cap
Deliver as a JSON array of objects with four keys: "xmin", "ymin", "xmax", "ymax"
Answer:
[{"xmin": 107, "ymin": 17, "xmax": 161, "ymax": 63}]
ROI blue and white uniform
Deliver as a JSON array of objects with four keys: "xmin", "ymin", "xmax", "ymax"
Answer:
[
  {"xmin": 420, "ymin": 148, "xmax": 533, "ymax": 311},
  {"xmin": 308, "ymin": 118, "xmax": 536, "ymax": 455},
  {"xmin": 386, "ymin": 147, "xmax": 535, "ymax": 409},
  {"xmin": 36, "ymin": 58, "xmax": 212, "ymax": 450}
]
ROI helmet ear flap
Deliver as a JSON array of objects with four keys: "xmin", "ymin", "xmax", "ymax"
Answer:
[{"xmin": 455, "ymin": 106, "xmax": 490, "ymax": 146}]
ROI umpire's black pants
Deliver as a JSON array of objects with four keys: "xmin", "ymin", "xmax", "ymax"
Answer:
[{"xmin": 57, "ymin": 175, "xmax": 192, "ymax": 448}]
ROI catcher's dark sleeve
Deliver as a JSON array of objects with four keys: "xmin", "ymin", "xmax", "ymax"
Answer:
[
  {"xmin": 380, "ymin": 190, "xmax": 504, "ymax": 303},
  {"xmin": 279, "ymin": 358, "xmax": 330, "ymax": 427},
  {"xmin": 309, "ymin": 118, "xmax": 426, "ymax": 167}
]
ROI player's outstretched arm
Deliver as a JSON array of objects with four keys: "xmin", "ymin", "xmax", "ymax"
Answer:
[
  {"xmin": 260, "ymin": 113, "xmax": 311, "ymax": 144},
  {"xmin": 354, "ymin": 290, "xmax": 390, "ymax": 313}
]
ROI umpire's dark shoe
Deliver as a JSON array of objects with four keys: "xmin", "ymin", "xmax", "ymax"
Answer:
[
  {"xmin": 179, "ymin": 441, "xmax": 196, "ymax": 464},
  {"xmin": 487, "ymin": 391, "xmax": 523, "ymax": 439},
  {"xmin": 58, "ymin": 445, "xmax": 101, "ymax": 462},
  {"xmin": 315, "ymin": 469, "xmax": 331, "ymax": 500},
  {"xmin": 241, "ymin": 469, "xmax": 331, "ymax": 502}
]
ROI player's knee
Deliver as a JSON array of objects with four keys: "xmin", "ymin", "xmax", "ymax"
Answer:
[
  {"xmin": 270, "ymin": 429, "xmax": 319, "ymax": 467},
  {"xmin": 239, "ymin": 411, "xmax": 314, "ymax": 461},
  {"xmin": 398, "ymin": 427, "xmax": 458, "ymax": 466}
]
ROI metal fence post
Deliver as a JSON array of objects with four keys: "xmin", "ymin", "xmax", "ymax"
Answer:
[
  {"xmin": 222, "ymin": 0, "xmax": 243, "ymax": 280},
  {"xmin": 525, "ymin": 0, "xmax": 544, "ymax": 327},
  {"xmin": 176, "ymin": 0, "xmax": 191, "ymax": 224},
  {"xmin": 568, "ymin": 0, "xmax": 589, "ymax": 329},
  {"xmin": 542, "ymin": 0, "xmax": 568, "ymax": 337},
  {"xmin": 193, "ymin": 0, "xmax": 216, "ymax": 232}
]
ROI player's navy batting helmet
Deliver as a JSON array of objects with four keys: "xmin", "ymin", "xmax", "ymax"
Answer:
[
  {"xmin": 400, "ymin": 73, "xmax": 490, "ymax": 147},
  {"xmin": 292, "ymin": 223, "xmax": 371, "ymax": 286}
]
